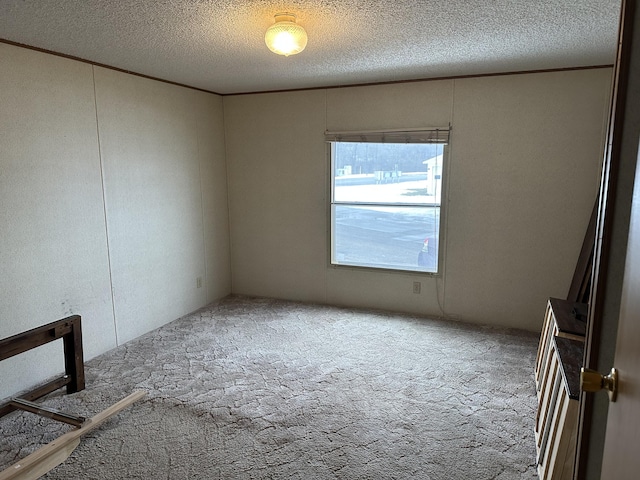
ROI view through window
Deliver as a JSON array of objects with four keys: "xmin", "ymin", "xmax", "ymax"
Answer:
[{"xmin": 330, "ymin": 139, "xmax": 446, "ymax": 273}]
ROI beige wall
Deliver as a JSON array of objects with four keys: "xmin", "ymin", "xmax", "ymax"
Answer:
[
  {"xmin": 0, "ymin": 44, "xmax": 231, "ymax": 398},
  {"xmin": 224, "ymin": 68, "xmax": 612, "ymax": 331},
  {"xmin": 0, "ymin": 40, "xmax": 612, "ymax": 399},
  {"xmin": 224, "ymin": 90, "xmax": 328, "ymax": 301}
]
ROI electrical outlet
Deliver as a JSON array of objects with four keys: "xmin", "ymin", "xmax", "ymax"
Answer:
[
  {"xmin": 413, "ymin": 281, "xmax": 421, "ymax": 294},
  {"xmin": 197, "ymin": 277, "xmax": 202, "ymax": 288}
]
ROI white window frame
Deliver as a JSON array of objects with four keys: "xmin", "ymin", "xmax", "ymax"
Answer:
[{"xmin": 327, "ymin": 128, "xmax": 450, "ymax": 274}]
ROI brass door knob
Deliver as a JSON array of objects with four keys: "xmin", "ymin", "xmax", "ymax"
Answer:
[{"xmin": 580, "ymin": 367, "xmax": 618, "ymax": 402}]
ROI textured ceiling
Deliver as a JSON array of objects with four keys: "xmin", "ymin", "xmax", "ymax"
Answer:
[{"xmin": 0, "ymin": 0, "xmax": 622, "ymax": 95}]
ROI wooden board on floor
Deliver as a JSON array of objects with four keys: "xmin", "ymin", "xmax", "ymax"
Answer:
[{"xmin": 0, "ymin": 391, "xmax": 146, "ymax": 480}]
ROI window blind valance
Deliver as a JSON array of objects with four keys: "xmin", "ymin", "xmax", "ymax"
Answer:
[{"xmin": 324, "ymin": 127, "xmax": 450, "ymax": 144}]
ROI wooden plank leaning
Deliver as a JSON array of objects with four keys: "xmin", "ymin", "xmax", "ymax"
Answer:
[{"xmin": 0, "ymin": 390, "xmax": 147, "ymax": 480}]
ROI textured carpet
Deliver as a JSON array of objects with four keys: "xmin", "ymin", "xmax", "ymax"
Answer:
[{"xmin": 1, "ymin": 296, "xmax": 539, "ymax": 479}]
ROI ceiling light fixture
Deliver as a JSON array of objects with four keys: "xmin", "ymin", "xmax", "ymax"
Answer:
[{"xmin": 265, "ymin": 13, "xmax": 307, "ymax": 57}]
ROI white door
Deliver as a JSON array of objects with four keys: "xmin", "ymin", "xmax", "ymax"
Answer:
[{"xmin": 599, "ymin": 141, "xmax": 640, "ymax": 477}]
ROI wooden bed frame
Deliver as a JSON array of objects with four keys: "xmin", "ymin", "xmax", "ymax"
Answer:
[
  {"xmin": 0, "ymin": 316, "xmax": 145, "ymax": 479},
  {"xmin": 0, "ymin": 315, "xmax": 85, "ymax": 419}
]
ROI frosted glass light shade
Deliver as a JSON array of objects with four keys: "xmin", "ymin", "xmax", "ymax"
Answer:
[{"xmin": 265, "ymin": 13, "xmax": 307, "ymax": 56}]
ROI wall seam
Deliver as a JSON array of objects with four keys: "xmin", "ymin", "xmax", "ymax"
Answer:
[
  {"xmin": 194, "ymin": 96, "xmax": 209, "ymax": 304},
  {"xmin": 91, "ymin": 66, "xmax": 119, "ymax": 346},
  {"xmin": 222, "ymin": 97, "xmax": 234, "ymax": 294}
]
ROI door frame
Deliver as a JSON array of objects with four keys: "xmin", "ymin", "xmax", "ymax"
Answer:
[{"xmin": 575, "ymin": 0, "xmax": 639, "ymax": 477}]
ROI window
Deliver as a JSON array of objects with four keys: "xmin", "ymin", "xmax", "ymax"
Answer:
[{"xmin": 327, "ymin": 128, "xmax": 449, "ymax": 273}]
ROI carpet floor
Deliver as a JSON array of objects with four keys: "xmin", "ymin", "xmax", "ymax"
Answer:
[{"xmin": 1, "ymin": 296, "xmax": 540, "ymax": 479}]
